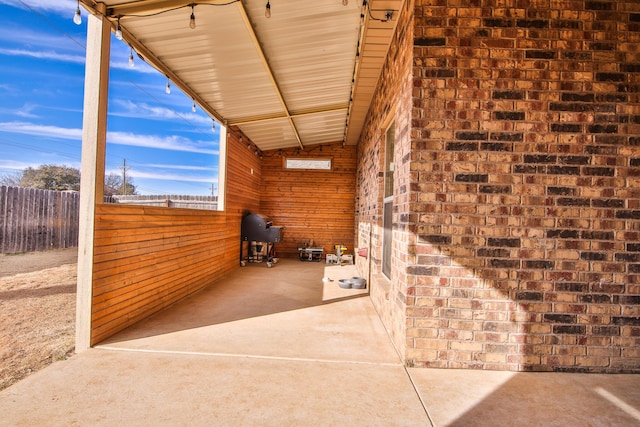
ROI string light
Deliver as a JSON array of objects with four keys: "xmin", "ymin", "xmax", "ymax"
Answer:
[
  {"xmin": 73, "ymin": 1, "xmax": 82, "ymax": 25},
  {"xmin": 192, "ymin": 100, "xmax": 197, "ymax": 112},
  {"xmin": 189, "ymin": 4, "xmax": 196, "ymax": 29},
  {"xmin": 265, "ymin": 0, "xmax": 271, "ymax": 18},
  {"xmin": 128, "ymin": 47, "xmax": 134, "ymax": 67},
  {"xmin": 212, "ymin": 120, "xmax": 216, "ymax": 132},
  {"xmin": 115, "ymin": 17, "xmax": 123, "ymax": 40},
  {"xmin": 165, "ymin": 78, "xmax": 171, "ymax": 94}
]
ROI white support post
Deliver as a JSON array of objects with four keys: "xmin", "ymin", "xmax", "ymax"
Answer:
[
  {"xmin": 75, "ymin": 7, "xmax": 110, "ymax": 352},
  {"xmin": 217, "ymin": 125, "xmax": 227, "ymax": 210}
]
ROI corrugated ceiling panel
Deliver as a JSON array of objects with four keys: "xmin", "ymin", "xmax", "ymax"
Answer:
[
  {"xmin": 294, "ymin": 110, "xmax": 348, "ymax": 146},
  {"xmin": 123, "ymin": 5, "xmax": 285, "ymax": 120},
  {"xmin": 239, "ymin": 118, "xmax": 300, "ymax": 151},
  {"xmin": 88, "ymin": 0, "xmax": 405, "ymax": 150},
  {"xmin": 245, "ymin": 0, "xmax": 360, "ymax": 113}
]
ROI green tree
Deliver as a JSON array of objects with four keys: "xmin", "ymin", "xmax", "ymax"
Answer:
[{"xmin": 20, "ymin": 165, "xmax": 80, "ymax": 191}]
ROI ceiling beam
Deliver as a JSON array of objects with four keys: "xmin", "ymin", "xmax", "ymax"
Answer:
[
  {"xmin": 229, "ymin": 104, "xmax": 350, "ymax": 127},
  {"xmin": 235, "ymin": 1, "xmax": 304, "ymax": 149}
]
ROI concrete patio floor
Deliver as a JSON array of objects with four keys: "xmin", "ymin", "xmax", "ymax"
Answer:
[{"xmin": 1, "ymin": 258, "xmax": 639, "ymax": 426}]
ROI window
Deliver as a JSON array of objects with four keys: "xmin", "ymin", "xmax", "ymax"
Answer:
[
  {"xmin": 382, "ymin": 121, "xmax": 395, "ymax": 279},
  {"xmin": 103, "ymin": 35, "xmax": 224, "ymax": 210}
]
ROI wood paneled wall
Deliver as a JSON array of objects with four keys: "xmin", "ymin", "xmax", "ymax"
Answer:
[
  {"xmin": 91, "ymin": 205, "xmax": 228, "ymax": 343},
  {"xmin": 260, "ymin": 143, "xmax": 357, "ymax": 258},
  {"xmin": 89, "ymin": 131, "xmax": 357, "ymax": 344},
  {"xmin": 90, "ymin": 129, "xmax": 259, "ymax": 344}
]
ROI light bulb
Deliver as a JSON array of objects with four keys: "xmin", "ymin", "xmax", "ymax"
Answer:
[
  {"xmin": 165, "ymin": 80, "xmax": 171, "ymax": 94},
  {"xmin": 192, "ymin": 101, "xmax": 196, "ymax": 113},
  {"xmin": 73, "ymin": 2, "xmax": 82, "ymax": 25},
  {"xmin": 189, "ymin": 5, "xmax": 196, "ymax": 29},
  {"xmin": 265, "ymin": 1, "xmax": 271, "ymax": 18},
  {"xmin": 128, "ymin": 49, "xmax": 134, "ymax": 67},
  {"xmin": 212, "ymin": 121, "xmax": 216, "ymax": 132},
  {"xmin": 115, "ymin": 18, "xmax": 123, "ymax": 40}
]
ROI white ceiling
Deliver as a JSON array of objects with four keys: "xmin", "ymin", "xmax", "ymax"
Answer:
[{"xmin": 80, "ymin": 0, "xmax": 403, "ymax": 151}]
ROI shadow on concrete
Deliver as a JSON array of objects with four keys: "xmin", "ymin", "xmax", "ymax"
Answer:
[{"xmin": 409, "ymin": 367, "xmax": 640, "ymax": 427}]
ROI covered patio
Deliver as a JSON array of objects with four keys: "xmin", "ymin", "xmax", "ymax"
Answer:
[
  {"xmin": 73, "ymin": 0, "xmax": 396, "ymax": 352},
  {"xmin": 2, "ymin": 260, "xmax": 639, "ymax": 425},
  {"xmin": 3, "ymin": 0, "xmax": 640, "ymax": 423},
  {"xmin": 46, "ymin": 0, "xmax": 640, "ymax": 412}
]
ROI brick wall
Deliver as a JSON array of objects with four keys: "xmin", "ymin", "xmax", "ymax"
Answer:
[
  {"xmin": 356, "ymin": 0, "xmax": 415, "ymax": 357},
  {"xmin": 407, "ymin": 0, "xmax": 640, "ymax": 372}
]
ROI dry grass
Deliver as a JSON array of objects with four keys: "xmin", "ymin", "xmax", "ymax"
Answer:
[{"xmin": 0, "ymin": 260, "xmax": 76, "ymax": 391}]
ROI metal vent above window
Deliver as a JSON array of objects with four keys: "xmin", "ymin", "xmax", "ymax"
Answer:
[{"xmin": 284, "ymin": 158, "xmax": 332, "ymax": 170}]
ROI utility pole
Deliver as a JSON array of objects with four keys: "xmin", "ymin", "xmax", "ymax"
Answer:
[
  {"xmin": 119, "ymin": 158, "xmax": 130, "ymax": 195},
  {"xmin": 210, "ymin": 183, "xmax": 216, "ymax": 198}
]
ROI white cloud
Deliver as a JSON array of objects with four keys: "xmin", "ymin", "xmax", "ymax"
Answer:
[
  {"xmin": 0, "ymin": 121, "xmax": 218, "ymax": 155},
  {"xmin": 111, "ymin": 59, "xmax": 158, "ymax": 74},
  {"xmin": 0, "ymin": 47, "xmax": 85, "ymax": 64},
  {"xmin": 127, "ymin": 170, "xmax": 218, "ymax": 184},
  {"xmin": 143, "ymin": 164, "xmax": 216, "ymax": 171},
  {"xmin": 0, "ymin": 121, "xmax": 81, "ymax": 140},
  {"xmin": 104, "ymin": 167, "xmax": 217, "ymax": 184},
  {"xmin": 0, "ymin": 25, "xmax": 83, "ymax": 51},
  {"xmin": 15, "ymin": 103, "xmax": 39, "ymax": 118},
  {"xmin": 0, "ymin": 159, "xmax": 40, "ymax": 170},
  {"xmin": 108, "ymin": 131, "xmax": 218, "ymax": 155},
  {"xmin": 0, "ymin": 0, "xmax": 77, "ymax": 16},
  {"xmin": 110, "ymin": 99, "xmax": 213, "ymax": 126}
]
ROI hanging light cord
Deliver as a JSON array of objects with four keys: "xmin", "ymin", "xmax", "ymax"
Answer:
[
  {"xmin": 362, "ymin": 0, "xmax": 394, "ymax": 23},
  {"xmin": 106, "ymin": 1, "xmax": 240, "ymax": 19}
]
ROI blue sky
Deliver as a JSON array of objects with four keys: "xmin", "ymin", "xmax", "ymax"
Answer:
[{"xmin": 0, "ymin": 0, "xmax": 221, "ymax": 196}]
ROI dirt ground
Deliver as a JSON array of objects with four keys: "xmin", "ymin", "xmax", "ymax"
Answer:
[{"xmin": 0, "ymin": 248, "xmax": 78, "ymax": 391}]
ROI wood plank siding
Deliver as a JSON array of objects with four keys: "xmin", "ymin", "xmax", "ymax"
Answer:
[
  {"xmin": 89, "ymin": 132, "xmax": 356, "ymax": 345},
  {"xmin": 90, "ymin": 130, "xmax": 260, "ymax": 344},
  {"xmin": 260, "ymin": 143, "xmax": 357, "ymax": 258}
]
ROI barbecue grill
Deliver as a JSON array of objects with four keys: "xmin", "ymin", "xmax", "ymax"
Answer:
[{"xmin": 240, "ymin": 213, "xmax": 284, "ymax": 268}]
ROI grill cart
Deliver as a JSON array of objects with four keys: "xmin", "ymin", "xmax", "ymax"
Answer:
[{"xmin": 240, "ymin": 213, "xmax": 284, "ymax": 268}]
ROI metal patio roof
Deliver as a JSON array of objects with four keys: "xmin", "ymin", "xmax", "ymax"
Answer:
[{"xmin": 79, "ymin": 0, "xmax": 403, "ymax": 151}]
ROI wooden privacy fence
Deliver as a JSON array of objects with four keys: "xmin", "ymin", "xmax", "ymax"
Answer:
[{"xmin": 0, "ymin": 186, "xmax": 80, "ymax": 254}]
